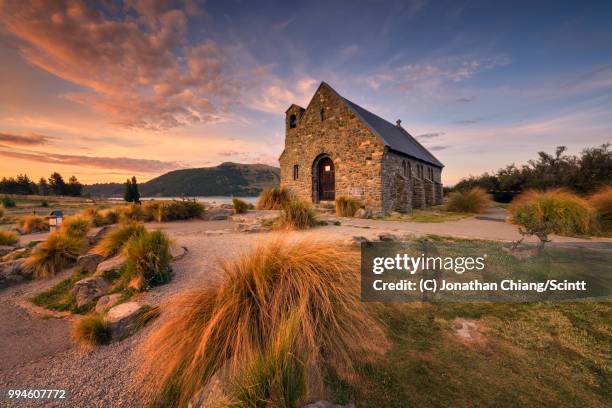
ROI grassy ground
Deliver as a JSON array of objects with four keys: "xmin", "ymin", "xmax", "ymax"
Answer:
[{"xmin": 375, "ymin": 208, "xmax": 472, "ymax": 223}]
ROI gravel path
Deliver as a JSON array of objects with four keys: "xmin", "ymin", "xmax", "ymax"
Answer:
[{"xmin": 1, "ymin": 214, "xmax": 610, "ymax": 407}]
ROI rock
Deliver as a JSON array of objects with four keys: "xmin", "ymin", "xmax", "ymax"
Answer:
[
  {"xmin": 170, "ymin": 245, "xmax": 188, "ymax": 260},
  {"xmin": 106, "ymin": 302, "xmax": 145, "ymax": 340},
  {"xmin": 77, "ymin": 253, "xmax": 104, "ymax": 273},
  {"xmin": 236, "ymin": 223, "xmax": 261, "ymax": 233},
  {"xmin": 95, "ymin": 255, "xmax": 127, "ymax": 276},
  {"xmin": 220, "ymin": 203, "xmax": 234, "ymax": 209},
  {"xmin": 86, "ymin": 226, "xmax": 112, "ymax": 246},
  {"xmin": 0, "ymin": 245, "xmax": 18, "ymax": 257},
  {"xmin": 0, "ymin": 258, "xmax": 29, "ymax": 287},
  {"xmin": 378, "ymin": 233, "xmax": 398, "ymax": 242},
  {"xmin": 302, "ymin": 401, "xmax": 355, "ymax": 408},
  {"xmin": 94, "ymin": 293, "xmax": 122, "ymax": 313},
  {"xmin": 349, "ymin": 236, "xmax": 370, "ymax": 246},
  {"xmin": 354, "ymin": 208, "xmax": 372, "ymax": 219},
  {"xmin": 203, "ymin": 207, "xmax": 233, "ymax": 221},
  {"xmin": 72, "ymin": 276, "xmax": 109, "ymax": 308}
]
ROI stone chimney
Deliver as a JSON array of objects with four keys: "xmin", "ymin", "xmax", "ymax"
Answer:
[{"xmin": 396, "ymin": 119, "xmax": 402, "ymax": 127}]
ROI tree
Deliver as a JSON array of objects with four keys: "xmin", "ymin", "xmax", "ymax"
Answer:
[
  {"xmin": 67, "ymin": 176, "xmax": 83, "ymax": 196},
  {"xmin": 39, "ymin": 177, "xmax": 49, "ymax": 196},
  {"xmin": 124, "ymin": 178, "xmax": 134, "ymax": 202},
  {"xmin": 130, "ymin": 176, "xmax": 140, "ymax": 203},
  {"xmin": 48, "ymin": 172, "xmax": 67, "ymax": 195}
]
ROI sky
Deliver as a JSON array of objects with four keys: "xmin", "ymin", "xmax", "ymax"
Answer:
[{"xmin": 0, "ymin": 0, "xmax": 611, "ymax": 185}]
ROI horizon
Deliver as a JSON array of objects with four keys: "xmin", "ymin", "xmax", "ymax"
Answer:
[{"xmin": 1, "ymin": 0, "xmax": 611, "ymax": 185}]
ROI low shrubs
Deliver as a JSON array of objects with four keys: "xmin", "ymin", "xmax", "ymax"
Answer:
[
  {"xmin": 118, "ymin": 204, "xmax": 150, "ymax": 222},
  {"xmin": 232, "ymin": 198, "xmax": 249, "ymax": 214},
  {"xmin": 94, "ymin": 222, "xmax": 146, "ymax": 258},
  {"xmin": 2, "ymin": 195, "xmax": 16, "ymax": 208},
  {"xmin": 137, "ymin": 238, "xmax": 386, "ymax": 407},
  {"xmin": 82, "ymin": 207, "xmax": 119, "ymax": 227},
  {"xmin": 256, "ymin": 187, "xmax": 293, "ymax": 210},
  {"xmin": 60, "ymin": 215, "xmax": 91, "ymax": 238},
  {"xmin": 0, "ymin": 206, "xmax": 4, "ymax": 220},
  {"xmin": 278, "ymin": 199, "xmax": 318, "ymax": 230},
  {"xmin": 123, "ymin": 229, "xmax": 172, "ymax": 287},
  {"xmin": 23, "ymin": 231, "xmax": 87, "ymax": 278},
  {"xmin": 508, "ymin": 189, "xmax": 597, "ymax": 243},
  {"xmin": 72, "ymin": 314, "xmax": 111, "ymax": 346},
  {"xmin": 17, "ymin": 215, "xmax": 49, "ymax": 234},
  {"xmin": 0, "ymin": 230, "xmax": 18, "ymax": 246},
  {"xmin": 144, "ymin": 200, "xmax": 205, "ymax": 222},
  {"xmin": 589, "ymin": 186, "xmax": 612, "ymax": 232},
  {"xmin": 445, "ymin": 187, "xmax": 492, "ymax": 214},
  {"xmin": 335, "ymin": 196, "xmax": 361, "ymax": 217}
]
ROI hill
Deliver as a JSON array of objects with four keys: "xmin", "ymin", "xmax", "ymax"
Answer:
[{"xmin": 84, "ymin": 162, "xmax": 280, "ymax": 197}]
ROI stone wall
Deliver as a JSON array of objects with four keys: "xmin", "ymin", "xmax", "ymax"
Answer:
[
  {"xmin": 434, "ymin": 182, "xmax": 444, "ymax": 205},
  {"xmin": 424, "ymin": 180, "xmax": 435, "ymax": 207}
]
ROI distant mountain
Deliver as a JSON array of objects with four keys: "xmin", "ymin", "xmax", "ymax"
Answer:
[{"xmin": 84, "ymin": 162, "xmax": 280, "ymax": 197}]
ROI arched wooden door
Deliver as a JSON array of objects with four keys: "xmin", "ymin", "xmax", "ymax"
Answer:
[{"xmin": 317, "ymin": 156, "xmax": 335, "ymax": 201}]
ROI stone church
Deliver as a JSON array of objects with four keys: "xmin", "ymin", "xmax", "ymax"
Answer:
[{"xmin": 279, "ymin": 82, "xmax": 444, "ymax": 214}]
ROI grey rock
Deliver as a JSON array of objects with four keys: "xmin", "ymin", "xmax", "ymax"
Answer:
[
  {"xmin": 94, "ymin": 293, "xmax": 122, "ymax": 313},
  {"xmin": 378, "ymin": 233, "xmax": 398, "ymax": 242},
  {"xmin": 204, "ymin": 207, "xmax": 233, "ymax": 221},
  {"xmin": 105, "ymin": 302, "xmax": 144, "ymax": 340},
  {"xmin": 236, "ymin": 223, "xmax": 261, "ymax": 233},
  {"xmin": 76, "ymin": 253, "xmax": 104, "ymax": 273},
  {"xmin": 72, "ymin": 276, "xmax": 109, "ymax": 308},
  {"xmin": 0, "ymin": 245, "xmax": 18, "ymax": 257},
  {"xmin": 0, "ymin": 258, "xmax": 29, "ymax": 287},
  {"xmin": 170, "ymin": 245, "xmax": 188, "ymax": 260},
  {"xmin": 354, "ymin": 208, "xmax": 372, "ymax": 219},
  {"xmin": 95, "ymin": 255, "xmax": 127, "ymax": 276},
  {"xmin": 87, "ymin": 226, "xmax": 112, "ymax": 246}
]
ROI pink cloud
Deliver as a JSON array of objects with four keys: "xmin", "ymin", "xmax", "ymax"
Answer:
[{"xmin": 0, "ymin": 131, "xmax": 53, "ymax": 145}]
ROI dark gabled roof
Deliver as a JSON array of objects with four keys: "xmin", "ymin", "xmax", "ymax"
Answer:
[{"xmin": 342, "ymin": 97, "xmax": 444, "ymax": 168}]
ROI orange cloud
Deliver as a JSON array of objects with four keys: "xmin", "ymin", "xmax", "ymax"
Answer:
[{"xmin": 0, "ymin": 131, "xmax": 52, "ymax": 145}]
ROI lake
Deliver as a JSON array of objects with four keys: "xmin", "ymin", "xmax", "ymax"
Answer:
[{"xmin": 108, "ymin": 196, "xmax": 258, "ymax": 205}]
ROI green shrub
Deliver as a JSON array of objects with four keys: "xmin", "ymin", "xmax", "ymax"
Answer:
[
  {"xmin": 60, "ymin": 215, "xmax": 91, "ymax": 238},
  {"xmin": 232, "ymin": 198, "xmax": 249, "ymax": 214},
  {"xmin": 335, "ymin": 196, "xmax": 361, "ymax": 217},
  {"xmin": 0, "ymin": 230, "xmax": 19, "ymax": 246},
  {"xmin": 589, "ymin": 186, "xmax": 612, "ymax": 232},
  {"xmin": 81, "ymin": 207, "xmax": 118, "ymax": 227},
  {"xmin": 1, "ymin": 195, "xmax": 16, "ymax": 208},
  {"xmin": 256, "ymin": 187, "xmax": 293, "ymax": 210},
  {"xmin": 23, "ymin": 232, "xmax": 87, "ymax": 278},
  {"xmin": 72, "ymin": 314, "xmax": 111, "ymax": 346},
  {"xmin": 143, "ymin": 200, "xmax": 205, "ymax": 222},
  {"xmin": 445, "ymin": 187, "xmax": 492, "ymax": 214},
  {"xmin": 278, "ymin": 199, "xmax": 318, "ymax": 230},
  {"xmin": 40, "ymin": 200, "xmax": 49, "ymax": 208},
  {"xmin": 509, "ymin": 189, "xmax": 597, "ymax": 244},
  {"xmin": 17, "ymin": 215, "xmax": 49, "ymax": 234},
  {"xmin": 124, "ymin": 229, "xmax": 172, "ymax": 288},
  {"xmin": 94, "ymin": 222, "xmax": 146, "ymax": 258},
  {"xmin": 118, "ymin": 203, "xmax": 151, "ymax": 222}
]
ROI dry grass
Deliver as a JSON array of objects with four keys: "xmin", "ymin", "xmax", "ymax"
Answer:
[
  {"xmin": 72, "ymin": 314, "xmax": 111, "ymax": 346},
  {"xmin": 23, "ymin": 231, "xmax": 87, "ymax": 278},
  {"xmin": 589, "ymin": 186, "xmax": 612, "ymax": 232},
  {"xmin": 278, "ymin": 199, "xmax": 318, "ymax": 230},
  {"xmin": 445, "ymin": 187, "xmax": 492, "ymax": 214},
  {"xmin": 17, "ymin": 215, "xmax": 49, "ymax": 234},
  {"xmin": 232, "ymin": 198, "xmax": 249, "ymax": 214},
  {"xmin": 136, "ymin": 238, "xmax": 387, "ymax": 407},
  {"xmin": 256, "ymin": 187, "xmax": 294, "ymax": 210},
  {"xmin": 508, "ymin": 189, "xmax": 597, "ymax": 238},
  {"xmin": 142, "ymin": 200, "xmax": 205, "ymax": 222},
  {"xmin": 93, "ymin": 222, "xmax": 146, "ymax": 258},
  {"xmin": 0, "ymin": 206, "xmax": 4, "ymax": 220},
  {"xmin": 59, "ymin": 215, "xmax": 91, "ymax": 238},
  {"xmin": 335, "ymin": 196, "xmax": 361, "ymax": 217},
  {"xmin": 81, "ymin": 207, "xmax": 119, "ymax": 227},
  {"xmin": 123, "ymin": 229, "xmax": 172, "ymax": 287},
  {"xmin": 0, "ymin": 230, "xmax": 19, "ymax": 246}
]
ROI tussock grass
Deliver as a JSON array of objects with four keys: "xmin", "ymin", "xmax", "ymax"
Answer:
[
  {"xmin": 59, "ymin": 215, "xmax": 91, "ymax": 238},
  {"xmin": 509, "ymin": 189, "xmax": 597, "ymax": 238},
  {"xmin": 136, "ymin": 238, "xmax": 387, "ymax": 407},
  {"xmin": 256, "ymin": 187, "xmax": 293, "ymax": 210},
  {"xmin": 143, "ymin": 200, "xmax": 205, "ymax": 222},
  {"xmin": 0, "ymin": 206, "xmax": 4, "ymax": 220},
  {"xmin": 124, "ymin": 229, "xmax": 172, "ymax": 287},
  {"xmin": 17, "ymin": 215, "xmax": 49, "ymax": 234},
  {"xmin": 72, "ymin": 314, "xmax": 111, "ymax": 346},
  {"xmin": 23, "ymin": 232, "xmax": 87, "ymax": 278},
  {"xmin": 31, "ymin": 268, "xmax": 90, "ymax": 312},
  {"xmin": 0, "ymin": 230, "xmax": 19, "ymax": 246},
  {"xmin": 118, "ymin": 204, "xmax": 151, "ymax": 222},
  {"xmin": 94, "ymin": 222, "xmax": 146, "ymax": 258},
  {"xmin": 445, "ymin": 187, "xmax": 492, "ymax": 214},
  {"xmin": 232, "ymin": 198, "xmax": 249, "ymax": 214},
  {"xmin": 82, "ymin": 207, "xmax": 119, "ymax": 227},
  {"xmin": 589, "ymin": 186, "xmax": 612, "ymax": 232},
  {"xmin": 335, "ymin": 196, "xmax": 361, "ymax": 217},
  {"xmin": 278, "ymin": 199, "xmax": 318, "ymax": 230}
]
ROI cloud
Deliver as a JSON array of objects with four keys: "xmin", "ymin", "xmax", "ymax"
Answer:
[
  {"xmin": 456, "ymin": 96, "xmax": 475, "ymax": 103},
  {"xmin": 250, "ymin": 77, "xmax": 319, "ymax": 114},
  {"xmin": 0, "ymin": 147, "xmax": 182, "ymax": 173},
  {"xmin": 416, "ymin": 132, "xmax": 445, "ymax": 140},
  {"xmin": 0, "ymin": 1, "xmax": 237, "ymax": 130},
  {"xmin": 429, "ymin": 145, "xmax": 449, "ymax": 151},
  {"xmin": 0, "ymin": 131, "xmax": 52, "ymax": 145}
]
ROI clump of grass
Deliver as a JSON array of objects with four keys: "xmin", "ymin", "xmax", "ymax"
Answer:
[
  {"xmin": 232, "ymin": 198, "xmax": 249, "ymax": 214},
  {"xmin": 144, "ymin": 200, "xmax": 205, "ymax": 222},
  {"xmin": 509, "ymin": 189, "xmax": 597, "ymax": 242},
  {"xmin": 123, "ymin": 229, "xmax": 172, "ymax": 288},
  {"xmin": 31, "ymin": 268, "xmax": 89, "ymax": 312},
  {"xmin": 2, "ymin": 195, "xmax": 16, "ymax": 208},
  {"xmin": 72, "ymin": 314, "xmax": 111, "ymax": 346},
  {"xmin": 118, "ymin": 204, "xmax": 151, "ymax": 222},
  {"xmin": 23, "ymin": 232, "xmax": 87, "ymax": 278},
  {"xmin": 0, "ymin": 230, "xmax": 18, "ymax": 246},
  {"xmin": 589, "ymin": 186, "xmax": 612, "ymax": 233},
  {"xmin": 278, "ymin": 199, "xmax": 318, "ymax": 230},
  {"xmin": 17, "ymin": 215, "xmax": 49, "ymax": 234},
  {"xmin": 94, "ymin": 222, "xmax": 146, "ymax": 258},
  {"xmin": 82, "ymin": 207, "xmax": 119, "ymax": 227},
  {"xmin": 60, "ymin": 215, "xmax": 91, "ymax": 238},
  {"xmin": 445, "ymin": 187, "xmax": 492, "ymax": 214},
  {"xmin": 40, "ymin": 200, "xmax": 49, "ymax": 207},
  {"xmin": 0, "ymin": 206, "xmax": 4, "ymax": 220},
  {"xmin": 136, "ymin": 238, "xmax": 387, "ymax": 407},
  {"xmin": 256, "ymin": 187, "xmax": 293, "ymax": 210},
  {"xmin": 335, "ymin": 196, "xmax": 361, "ymax": 217}
]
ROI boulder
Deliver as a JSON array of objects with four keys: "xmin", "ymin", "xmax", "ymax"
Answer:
[
  {"xmin": 95, "ymin": 255, "xmax": 127, "ymax": 276},
  {"xmin": 236, "ymin": 223, "xmax": 261, "ymax": 233},
  {"xmin": 204, "ymin": 207, "xmax": 233, "ymax": 221},
  {"xmin": 106, "ymin": 302, "xmax": 144, "ymax": 340},
  {"xmin": 0, "ymin": 258, "xmax": 29, "ymax": 287},
  {"xmin": 0, "ymin": 245, "xmax": 18, "ymax": 257},
  {"xmin": 170, "ymin": 245, "xmax": 188, "ymax": 260},
  {"xmin": 87, "ymin": 226, "xmax": 112, "ymax": 246},
  {"xmin": 1, "ymin": 247, "xmax": 27, "ymax": 261},
  {"xmin": 220, "ymin": 203, "xmax": 234, "ymax": 209},
  {"xmin": 94, "ymin": 293, "xmax": 122, "ymax": 313},
  {"xmin": 378, "ymin": 233, "xmax": 398, "ymax": 242},
  {"xmin": 354, "ymin": 208, "xmax": 372, "ymax": 219},
  {"xmin": 77, "ymin": 253, "xmax": 104, "ymax": 273},
  {"xmin": 72, "ymin": 276, "xmax": 109, "ymax": 308}
]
